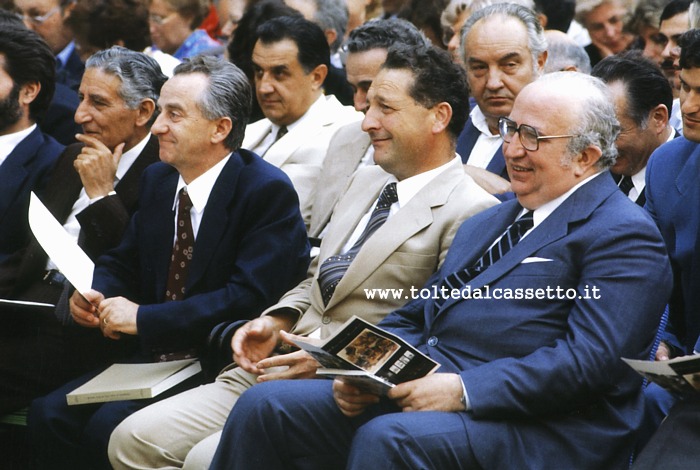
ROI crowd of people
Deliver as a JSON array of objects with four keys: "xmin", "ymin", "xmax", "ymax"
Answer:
[{"xmin": 1, "ymin": 0, "xmax": 700, "ymax": 468}]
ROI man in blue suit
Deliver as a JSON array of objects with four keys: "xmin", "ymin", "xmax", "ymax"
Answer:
[
  {"xmin": 456, "ymin": 4, "xmax": 546, "ymax": 198},
  {"xmin": 0, "ymin": 26, "xmax": 63, "ymax": 264},
  {"xmin": 209, "ymin": 71, "xmax": 672, "ymax": 470},
  {"xmin": 28, "ymin": 56, "xmax": 310, "ymax": 470},
  {"xmin": 632, "ymin": 28, "xmax": 700, "ymax": 470}
]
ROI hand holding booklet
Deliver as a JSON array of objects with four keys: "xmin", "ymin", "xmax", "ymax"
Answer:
[
  {"xmin": 291, "ymin": 316, "xmax": 440, "ymax": 395},
  {"xmin": 623, "ymin": 354, "xmax": 700, "ymax": 394}
]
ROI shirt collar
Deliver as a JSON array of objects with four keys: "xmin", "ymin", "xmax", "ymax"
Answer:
[
  {"xmin": 116, "ymin": 134, "xmax": 150, "ymax": 182},
  {"xmin": 470, "ymin": 105, "xmax": 500, "ymax": 138},
  {"xmin": 56, "ymin": 41, "xmax": 76, "ymax": 69},
  {"xmin": 395, "ymin": 156, "xmax": 462, "ymax": 208},
  {"xmin": 0, "ymin": 124, "xmax": 37, "ymax": 166},
  {"xmin": 173, "ymin": 153, "xmax": 231, "ymax": 214}
]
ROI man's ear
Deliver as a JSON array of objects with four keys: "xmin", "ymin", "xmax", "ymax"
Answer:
[
  {"xmin": 431, "ymin": 102, "xmax": 453, "ymax": 135},
  {"xmin": 211, "ymin": 116, "xmax": 233, "ymax": 145},
  {"xmin": 323, "ymin": 29, "xmax": 337, "ymax": 51},
  {"xmin": 309, "ymin": 64, "xmax": 328, "ymax": 90},
  {"xmin": 536, "ymin": 51, "xmax": 548, "ymax": 74},
  {"xmin": 574, "ymin": 144, "xmax": 603, "ymax": 176},
  {"xmin": 648, "ymin": 103, "xmax": 670, "ymax": 135},
  {"xmin": 135, "ymin": 99, "xmax": 156, "ymax": 127},
  {"xmin": 19, "ymin": 82, "xmax": 41, "ymax": 107}
]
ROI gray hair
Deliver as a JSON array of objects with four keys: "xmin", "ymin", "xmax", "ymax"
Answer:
[
  {"xmin": 544, "ymin": 31, "xmax": 592, "ymax": 74},
  {"xmin": 313, "ymin": 0, "xmax": 348, "ymax": 53},
  {"xmin": 173, "ymin": 55, "xmax": 252, "ymax": 151},
  {"xmin": 86, "ymin": 46, "xmax": 167, "ymax": 126},
  {"xmin": 461, "ymin": 3, "xmax": 547, "ymax": 76},
  {"xmin": 691, "ymin": 0, "xmax": 700, "ymax": 27},
  {"xmin": 536, "ymin": 72, "xmax": 619, "ymax": 169},
  {"xmin": 627, "ymin": 0, "xmax": 672, "ymax": 32},
  {"xmin": 575, "ymin": 0, "xmax": 632, "ymax": 26},
  {"xmin": 345, "ymin": 18, "xmax": 428, "ymax": 53}
]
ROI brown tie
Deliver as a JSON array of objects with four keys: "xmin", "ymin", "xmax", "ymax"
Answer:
[
  {"xmin": 261, "ymin": 126, "xmax": 288, "ymax": 157},
  {"xmin": 164, "ymin": 187, "xmax": 194, "ymax": 301}
]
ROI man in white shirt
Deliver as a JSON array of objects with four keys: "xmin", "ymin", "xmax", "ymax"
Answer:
[
  {"xmin": 241, "ymin": 15, "xmax": 361, "ymax": 227},
  {"xmin": 592, "ymin": 50, "xmax": 676, "ymax": 207},
  {"xmin": 455, "ymin": 3, "xmax": 547, "ymax": 197}
]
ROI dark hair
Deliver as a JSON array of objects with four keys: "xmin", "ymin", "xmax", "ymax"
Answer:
[
  {"xmin": 660, "ymin": 0, "xmax": 691, "ymax": 23},
  {"xmin": 680, "ymin": 28, "xmax": 700, "ymax": 68},
  {"xmin": 0, "ymin": 8, "xmax": 23, "ymax": 26},
  {"xmin": 397, "ymin": 0, "xmax": 449, "ymax": 48},
  {"xmin": 227, "ymin": 0, "xmax": 301, "ymax": 81},
  {"xmin": 174, "ymin": 56, "xmax": 252, "ymax": 150},
  {"xmin": 66, "ymin": 0, "xmax": 150, "ymax": 52},
  {"xmin": 0, "ymin": 26, "xmax": 56, "ymax": 121},
  {"xmin": 383, "ymin": 43, "xmax": 469, "ymax": 140},
  {"xmin": 592, "ymin": 50, "xmax": 673, "ymax": 128},
  {"xmin": 533, "ymin": 0, "xmax": 576, "ymax": 32},
  {"xmin": 345, "ymin": 17, "xmax": 428, "ymax": 53},
  {"xmin": 255, "ymin": 15, "xmax": 330, "ymax": 73}
]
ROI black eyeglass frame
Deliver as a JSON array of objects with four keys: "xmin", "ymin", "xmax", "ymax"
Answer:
[{"xmin": 498, "ymin": 116, "xmax": 579, "ymax": 151}]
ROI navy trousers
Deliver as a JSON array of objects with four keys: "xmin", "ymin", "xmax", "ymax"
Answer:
[{"xmin": 209, "ymin": 379, "xmax": 480, "ymax": 470}]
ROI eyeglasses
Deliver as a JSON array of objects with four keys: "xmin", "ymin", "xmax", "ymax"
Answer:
[
  {"xmin": 148, "ymin": 11, "xmax": 177, "ymax": 25},
  {"xmin": 21, "ymin": 5, "xmax": 61, "ymax": 24},
  {"xmin": 498, "ymin": 117, "xmax": 578, "ymax": 151}
]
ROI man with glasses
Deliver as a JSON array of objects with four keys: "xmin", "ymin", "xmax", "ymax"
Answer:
[
  {"xmin": 16, "ymin": 0, "xmax": 84, "ymax": 90},
  {"xmin": 208, "ymin": 71, "xmax": 673, "ymax": 470}
]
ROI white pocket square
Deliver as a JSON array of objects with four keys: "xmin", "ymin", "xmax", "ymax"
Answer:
[{"xmin": 521, "ymin": 257, "xmax": 553, "ymax": 264}]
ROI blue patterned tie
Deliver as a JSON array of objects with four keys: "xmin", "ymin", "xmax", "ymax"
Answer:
[
  {"xmin": 318, "ymin": 183, "xmax": 398, "ymax": 305},
  {"xmin": 434, "ymin": 211, "xmax": 534, "ymax": 309}
]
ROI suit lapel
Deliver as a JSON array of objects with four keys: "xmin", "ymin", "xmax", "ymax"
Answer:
[
  {"xmin": 115, "ymin": 134, "xmax": 159, "ymax": 207},
  {"xmin": 151, "ymin": 171, "xmax": 179, "ymax": 300},
  {"xmin": 456, "ymin": 118, "xmax": 480, "ymax": 164},
  {"xmin": 0, "ymin": 128, "xmax": 43, "ymax": 223},
  {"xmin": 242, "ymin": 121, "xmax": 273, "ymax": 153},
  {"xmin": 185, "ymin": 154, "xmax": 242, "ymax": 292},
  {"xmin": 437, "ymin": 172, "xmax": 615, "ymax": 315},
  {"xmin": 485, "ymin": 145, "xmax": 507, "ymax": 179}
]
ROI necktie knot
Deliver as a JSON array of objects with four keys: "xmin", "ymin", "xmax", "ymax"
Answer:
[
  {"xmin": 276, "ymin": 126, "xmax": 288, "ymax": 142},
  {"xmin": 618, "ymin": 176, "xmax": 634, "ymax": 196}
]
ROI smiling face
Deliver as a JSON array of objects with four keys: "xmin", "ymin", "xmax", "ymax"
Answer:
[
  {"xmin": 361, "ymin": 68, "xmax": 438, "ymax": 181},
  {"xmin": 504, "ymin": 83, "xmax": 600, "ymax": 210},
  {"xmin": 75, "ymin": 67, "xmax": 143, "ymax": 151},
  {"xmin": 252, "ymin": 38, "xmax": 324, "ymax": 126},
  {"xmin": 659, "ymin": 11, "xmax": 689, "ymax": 94},
  {"xmin": 464, "ymin": 15, "xmax": 544, "ymax": 134}
]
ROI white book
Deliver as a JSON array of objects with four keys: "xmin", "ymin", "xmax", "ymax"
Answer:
[{"xmin": 66, "ymin": 359, "xmax": 201, "ymax": 405}]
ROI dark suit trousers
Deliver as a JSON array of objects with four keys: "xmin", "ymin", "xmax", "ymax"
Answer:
[
  {"xmin": 28, "ymin": 366, "xmax": 203, "ymax": 470},
  {"xmin": 209, "ymin": 380, "xmax": 480, "ymax": 470},
  {"xmin": 633, "ymin": 395, "xmax": 700, "ymax": 469}
]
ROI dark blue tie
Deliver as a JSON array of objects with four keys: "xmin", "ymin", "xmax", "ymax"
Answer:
[
  {"xmin": 318, "ymin": 183, "xmax": 398, "ymax": 305},
  {"xmin": 618, "ymin": 176, "xmax": 634, "ymax": 196},
  {"xmin": 434, "ymin": 211, "xmax": 534, "ymax": 309}
]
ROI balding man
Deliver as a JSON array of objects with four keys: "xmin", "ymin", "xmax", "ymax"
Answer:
[{"xmin": 210, "ymin": 71, "xmax": 672, "ymax": 470}]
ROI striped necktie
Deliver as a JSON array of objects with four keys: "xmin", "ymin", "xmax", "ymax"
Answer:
[
  {"xmin": 434, "ymin": 211, "xmax": 534, "ymax": 309},
  {"xmin": 618, "ymin": 176, "xmax": 634, "ymax": 196},
  {"xmin": 317, "ymin": 183, "xmax": 398, "ymax": 305}
]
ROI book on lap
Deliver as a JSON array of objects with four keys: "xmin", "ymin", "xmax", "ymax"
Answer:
[{"xmin": 66, "ymin": 359, "xmax": 201, "ymax": 405}]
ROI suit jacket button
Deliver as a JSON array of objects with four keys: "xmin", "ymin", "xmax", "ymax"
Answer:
[
  {"xmin": 427, "ymin": 336, "xmax": 438, "ymax": 347},
  {"xmin": 322, "ymin": 315, "xmax": 331, "ymax": 324}
]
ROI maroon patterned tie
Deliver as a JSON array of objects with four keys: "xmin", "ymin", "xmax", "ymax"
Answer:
[{"xmin": 164, "ymin": 187, "xmax": 194, "ymax": 301}]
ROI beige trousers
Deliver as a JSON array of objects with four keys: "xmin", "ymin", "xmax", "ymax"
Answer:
[{"xmin": 108, "ymin": 365, "xmax": 263, "ymax": 469}]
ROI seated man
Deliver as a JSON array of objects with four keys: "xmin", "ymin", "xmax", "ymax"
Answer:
[
  {"xmin": 28, "ymin": 55, "xmax": 310, "ymax": 470},
  {"xmin": 242, "ymin": 15, "xmax": 361, "ymax": 226},
  {"xmin": 209, "ymin": 72, "xmax": 673, "ymax": 470},
  {"xmin": 0, "ymin": 46, "xmax": 166, "ymax": 415},
  {"xmin": 0, "ymin": 26, "xmax": 63, "ymax": 264},
  {"xmin": 108, "ymin": 43, "xmax": 497, "ymax": 470}
]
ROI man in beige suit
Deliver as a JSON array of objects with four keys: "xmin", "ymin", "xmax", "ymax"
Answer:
[
  {"xmin": 241, "ymin": 15, "xmax": 361, "ymax": 227},
  {"xmin": 308, "ymin": 18, "xmax": 428, "ymax": 240},
  {"xmin": 109, "ymin": 43, "xmax": 497, "ymax": 469}
]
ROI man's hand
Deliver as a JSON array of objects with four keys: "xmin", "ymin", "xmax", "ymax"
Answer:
[
  {"xmin": 70, "ymin": 289, "xmax": 104, "ymax": 328},
  {"xmin": 256, "ymin": 331, "xmax": 321, "ymax": 382},
  {"xmin": 232, "ymin": 316, "xmax": 285, "ymax": 374},
  {"xmin": 387, "ymin": 373, "xmax": 464, "ymax": 412},
  {"xmin": 98, "ymin": 296, "xmax": 139, "ymax": 339},
  {"xmin": 655, "ymin": 341, "xmax": 671, "ymax": 361},
  {"xmin": 464, "ymin": 165, "xmax": 511, "ymax": 195},
  {"xmin": 333, "ymin": 378, "xmax": 380, "ymax": 417},
  {"xmin": 73, "ymin": 134, "xmax": 123, "ymax": 199}
]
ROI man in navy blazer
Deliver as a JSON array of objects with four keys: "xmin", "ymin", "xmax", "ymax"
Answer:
[
  {"xmin": 632, "ymin": 28, "xmax": 700, "ymax": 470},
  {"xmin": 0, "ymin": 27, "xmax": 63, "ymax": 264},
  {"xmin": 209, "ymin": 72, "xmax": 672, "ymax": 470},
  {"xmin": 455, "ymin": 4, "xmax": 546, "ymax": 198},
  {"xmin": 28, "ymin": 56, "xmax": 310, "ymax": 470}
]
